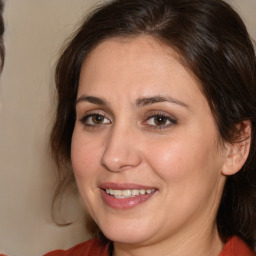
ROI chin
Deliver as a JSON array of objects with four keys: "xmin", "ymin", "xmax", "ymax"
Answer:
[
  {"xmin": 104, "ymin": 230, "xmax": 150, "ymax": 245},
  {"xmin": 98, "ymin": 218, "xmax": 157, "ymax": 245}
]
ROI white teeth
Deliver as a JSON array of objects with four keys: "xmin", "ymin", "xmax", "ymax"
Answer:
[
  {"xmin": 131, "ymin": 189, "xmax": 140, "ymax": 196},
  {"xmin": 115, "ymin": 190, "xmax": 122, "ymax": 197},
  {"xmin": 140, "ymin": 189, "xmax": 145, "ymax": 195},
  {"xmin": 105, "ymin": 189, "xmax": 155, "ymax": 198},
  {"xmin": 122, "ymin": 190, "xmax": 131, "ymax": 197}
]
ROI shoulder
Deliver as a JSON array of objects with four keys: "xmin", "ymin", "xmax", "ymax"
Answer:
[
  {"xmin": 219, "ymin": 236, "xmax": 256, "ymax": 256},
  {"xmin": 43, "ymin": 238, "xmax": 110, "ymax": 256}
]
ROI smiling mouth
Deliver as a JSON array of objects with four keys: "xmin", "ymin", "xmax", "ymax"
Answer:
[
  {"xmin": 100, "ymin": 185, "xmax": 157, "ymax": 209},
  {"xmin": 104, "ymin": 189, "xmax": 156, "ymax": 198}
]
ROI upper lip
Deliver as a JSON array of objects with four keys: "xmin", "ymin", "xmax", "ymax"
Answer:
[{"xmin": 100, "ymin": 182, "xmax": 157, "ymax": 190}]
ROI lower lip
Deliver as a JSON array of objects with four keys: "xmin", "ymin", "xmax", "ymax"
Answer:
[{"xmin": 100, "ymin": 189, "xmax": 156, "ymax": 210}]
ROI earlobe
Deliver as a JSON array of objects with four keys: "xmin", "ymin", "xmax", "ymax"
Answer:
[{"xmin": 222, "ymin": 121, "xmax": 251, "ymax": 176}]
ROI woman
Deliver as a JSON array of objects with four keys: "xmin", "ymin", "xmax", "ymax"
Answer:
[{"xmin": 45, "ymin": 0, "xmax": 256, "ymax": 255}]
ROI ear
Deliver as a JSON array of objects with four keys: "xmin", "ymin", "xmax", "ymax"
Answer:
[{"xmin": 222, "ymin": 121, "xmax": 251, "ymax": 176}]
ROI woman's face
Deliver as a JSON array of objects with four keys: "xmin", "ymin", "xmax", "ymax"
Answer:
[{"xmin": 72, "ymin": 36, "xmax": 228, "ymax": 246}]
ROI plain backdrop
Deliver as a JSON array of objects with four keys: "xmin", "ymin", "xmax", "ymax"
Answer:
[{"xmin": 0, "ymin": 1, "xmax": 255, "ymax": 256}]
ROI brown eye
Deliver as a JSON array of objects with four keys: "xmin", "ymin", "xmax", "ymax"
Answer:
[
  {"xmin": 153, "ymin": 116, "xmax": 168, "ymax": 125},
  {"xmin": 92, "ymin": 115, "xmax": 105, "ymax": 124},
  {"xmin": 80, "ymin": 113, "xmax": 111, "ymax": 126},
  {"xmin": 147, "ymin": 115, "xmax": 170, "ymax": 126},
  {"xmin": 145, "ymin": 114, "xmax": 177, "ymax": 129}
]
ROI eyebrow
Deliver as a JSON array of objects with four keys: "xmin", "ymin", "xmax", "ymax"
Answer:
[
  {"xmin": 136, "ymin": 95, "xmax": 189, "ymax": 108},
  {"xmin": 76, "ymin": 96, "xmax": 107, "ymax": 106},
  {"xmin": 76, "ymin": 95, "xmax": 189, "ymax": 109}
]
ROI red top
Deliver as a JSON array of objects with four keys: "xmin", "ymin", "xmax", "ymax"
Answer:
[
  {"xmin": 43, "ymin": 238, "xmax": 110, "ymax": 256},
  {"xmin": 43, "ymin": 236, "xmax": 255, "ymax": 256},
  {"xmin": 219, "ymin": 236, "xmax": 255, "ymax": 256}
]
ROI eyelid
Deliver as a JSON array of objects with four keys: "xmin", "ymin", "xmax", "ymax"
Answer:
[
  {"xmin": 79, "ymin": 110, "xmax": 112, "ymax": 127},
  {"xmin": 143, "ymin": 111, "xmax": 177, "ymax": 129}
]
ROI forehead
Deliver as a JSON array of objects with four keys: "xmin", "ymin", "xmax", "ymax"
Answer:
[
  {"xmin": 78, "ymin": 36, "xmax": 200, "ymax": 98},
  {"xmin": 78, "ymin": 37, "xmax": 206, "ymax": 109},
  {"xmin": 83, "ymin": 36, "xmax": 182, "ymax": 72}
]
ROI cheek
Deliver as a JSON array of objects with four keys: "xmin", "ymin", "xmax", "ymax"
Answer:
[
  {"xmin": 144, "ymin": 134, "xmax": 221, "ymax": 185},
  {"xmin": 71, "ymin": 129, "xmax": 102, "ymax": 180},
  {"xmin": 145, "ymin": 136, "xmax": 225, "ymax": 220}
]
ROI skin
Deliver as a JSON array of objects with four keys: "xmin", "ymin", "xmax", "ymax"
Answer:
[{"xmin": 71, "ymin": 36, "xmax": 244, "ymax": 256}]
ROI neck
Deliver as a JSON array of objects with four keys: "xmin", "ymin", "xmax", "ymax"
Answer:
[{"xmin": 112, "ymin": 224, "xmax": 224, "ymax": 256}]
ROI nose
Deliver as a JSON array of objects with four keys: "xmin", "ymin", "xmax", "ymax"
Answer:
[{"xmin": 101, "ymin": 126, "xmax": 142, "ymax": 172}]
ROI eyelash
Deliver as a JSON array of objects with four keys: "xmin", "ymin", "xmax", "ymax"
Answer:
[
  {"xmin": 79, "ymin": 112, "xmax": 177, "ymax": 130},
  {"xmin": 143, "ymin": 113, "xmax": 177, "ymax": 129},
  {"xmin": 79, "ymin": 113, "xmax": 111, "ymax": 127}
]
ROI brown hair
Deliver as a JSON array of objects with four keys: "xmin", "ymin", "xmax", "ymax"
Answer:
[{"xmin": 50, "ymin": 0, "xmax": 256, "ymax": 247}]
